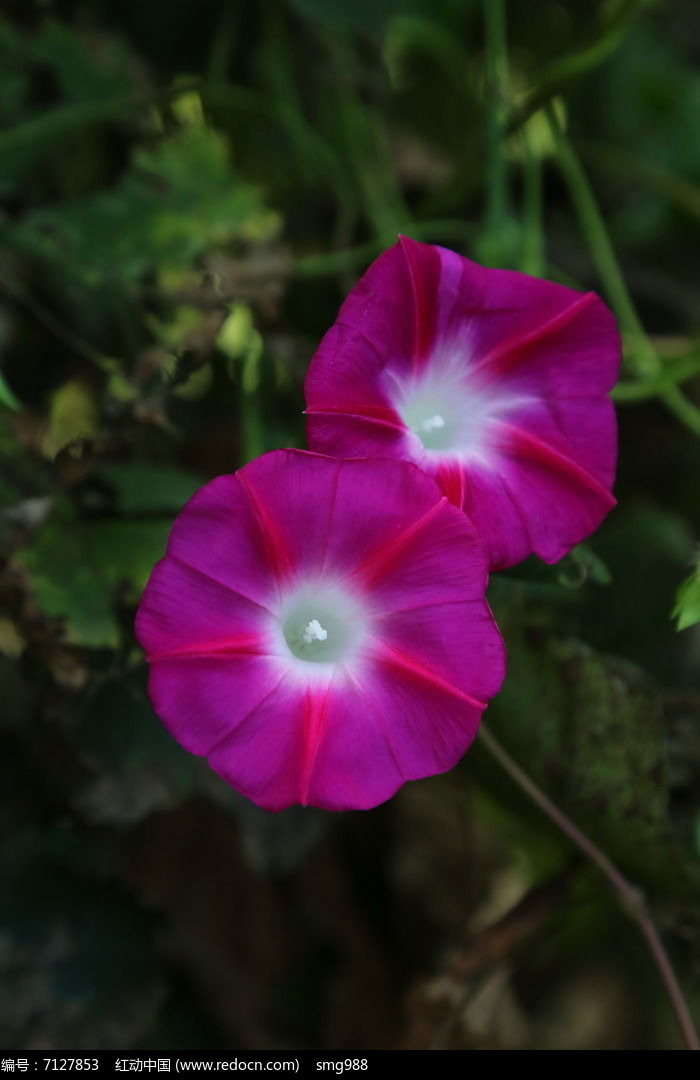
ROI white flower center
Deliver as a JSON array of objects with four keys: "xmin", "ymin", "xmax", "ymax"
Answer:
[
  {"xmin": 302, "ymin": 618, "xmax": 328, "ymax": 644},
  {"xmin": 418, "ymin": 414, "xmax": 446, "ymax": 434},
  {"xmin": 400, "ymin": 383, "xmax": 476, "ymax": 452},
  {"xmin": 388, "ymin": 338, "xmax": 527, "ymax": 459},
  {"xmin": 279, "ymin": 585, "xmax": 366, "ymax": 668}
]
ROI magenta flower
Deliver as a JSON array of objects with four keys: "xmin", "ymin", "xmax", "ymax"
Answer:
[
  {"xmin": 305, "ymin": 237, "xmax": 620, "ymax": 570},
  {"xmin": 135, "ymin": 450, "xmax": 504, "ymax": 811}
]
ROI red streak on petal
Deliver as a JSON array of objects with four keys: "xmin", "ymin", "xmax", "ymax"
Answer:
[
  {"xmin": 146, "ymin": 635, "xmax": 270, "ymax": 663},
  {"xmin": 491, "ymin": 419, "xmax": 617, "ymax": 505},
  {"xmin": 237, "ymin": 472, "xmax": 295, "ymax": 583},
  {"xmin": 472, "ymin": 291, "xmax": 598, "ymax": 382},
  {"xmin": 304, "ymin": 407, "xmax": 407, "ymax": 434},
  {"xmin": 205, "ymin": 670, "xmax": 289, "ymax": 757},
  {"xmin": 166, "ymin": 554, "xmax": 276, "ymax": 614},
  {"xmin": 298, "ymin": 683, "xmax": 331, "ymax": 806},
  {"xmin": 347, "ymin": 498, "xmax": 448, "ymax": 586},
  {"xmin": 376, "ymin": 641, "xmax": 486, "ymax": 710},
  {"xmin": 435, "ymin": 459, "xmax": 466, "ymax": 509},
  {"xmin": 399, "ymin": 234, "xmax": 434, "ymax": 370}
]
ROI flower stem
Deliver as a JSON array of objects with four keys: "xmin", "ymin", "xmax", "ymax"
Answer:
[
  {"xmin": 294, "ymin": 218, "xmax": 476, "ymax": 278},
  {"xmin": 546, "ymin": 106, "xmax": 652, "ymax": 372},
  {"xmin": 520, "ymin": 129, "xmax": 544, "ymax": 277},
  {"xmin": 546, "ymin": 104, "xmax": 700, "ymax": 438},
  {"xmin": 0, "ymin": 78, "xmax": 201, "ymax": 158},
  {"xmin": 613, "ymin": 351, "xmax": 700, "ymax": 401},
  {"xmin": 483, "ymin": 0, "xmax": 509, "ymax": 259},
  {"xmin": 478, "ymin": 724, "xmax": 700, "ymax": 1051}
]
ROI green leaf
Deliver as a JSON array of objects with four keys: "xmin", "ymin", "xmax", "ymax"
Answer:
[
  {"xmin": 26, "ymin": 18, "xmax": 136, "ymax": 107},
  {"xmin": 18, "ymin": 500, "xmax": 119, "ymax": 648},
  {"xmin": 87, "ymin": 519, "xmax": 171, "ymax": 599},
  {"xmin": 0, "ymin": 16, "xmax": 139, "ymax": 196},
  {"xmin": 98, "ymin": 463, "xmax": 204, "ymax": 515},
  {"xmin": 42, "ymin": 379, "xmax": 98, "ymax": 458},
  {"xmin": 9, "ymin": 128, "xmax": 279, "ymax": 286},
  {"xmin": 0, "ymin": 371, "xmax": 20, "ymax": 411},
  {"xmin": 17, "ymin": 500, "xmax": 171, "ymax": 647},
  {"xmin": 673, "ymin": 561, "xmax": 700, "ymax": 631},
  {"xmin": 216, "ymin": 302, "xmax": 264, "ymax": 393}
]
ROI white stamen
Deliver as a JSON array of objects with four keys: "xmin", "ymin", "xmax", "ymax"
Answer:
[
  {"xmin": 302, "ymin": 618, "xmax": 328, "ymax": 644},
  {"xmin": 418, "ymin": 414, "xmax": 446, "ymax": 433}
]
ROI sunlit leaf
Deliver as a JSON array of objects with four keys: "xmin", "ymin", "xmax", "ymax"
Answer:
[
  {"xmin": 9, "ymin": 128, "xmax": 280, "ymax": 286},
  {"xmin": 0, "ymin": 371, "xmax": 20, "ymax": 411},
  {"xmin": 42, "ymin": 380, "xmax": 98, "ymax": 459},
  {"xmin": 673, "ymin": 561, "xmax": 700, "ymax": 631},
  {"xmin": 216, "ymin": 302, "xmax": 264, "ymax": 393}
]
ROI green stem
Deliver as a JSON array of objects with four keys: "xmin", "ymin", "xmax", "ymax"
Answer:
[
  {"xmin": 546, "ymin": 105, "xmax": 651, "ymax": 366},
  {"xmin": 479, "ymin": 725, "xmax": 700, "ymax": 1051},
  {"xmin": 506, "ymin": 0, "xmax": 643, "ymax": 137},
  {"xmin": 206, "ymin": 3, "xmax": 240, "ymax": 83},
  {"xmin": 0, "ymin": 79, "xmax": 201, "ymax": 158},
  {"xmin": 660, "ymin": 385, "xmax": 700, "ymax": 437},
  {"xmin": 520, "ymin": 130, "xmax": 544, "ymax": 276},
  {"xmin": 613, "ymin": 353, "xmax": 700, "ymax": 401},
  {"xmin": 547, "ymin": 105, "xmax": 700, "ymax": 436},
  {"xmin": 294, "ymin": 219, "xmax": 476, "ymax": 278},
  {"xmin": 581, "ymin": 139, "xmax": 700, "ymax": 223},
  {"xmin": 483, "ymin": 0, "xmax": 509, "ymax": 257}
]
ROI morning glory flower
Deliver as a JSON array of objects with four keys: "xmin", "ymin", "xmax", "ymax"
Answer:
[
  {"xmin": 135, "ymin": 450, "xmax": 504, "ymax": 811},
  {"xmin": 304, "ymin": 236, "xmax": 620, "ymax": 570}
]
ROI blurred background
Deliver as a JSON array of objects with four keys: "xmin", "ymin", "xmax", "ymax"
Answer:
[{"xmin": 1, "ymin": 0, "xmax": 699, "ymax": 1053}]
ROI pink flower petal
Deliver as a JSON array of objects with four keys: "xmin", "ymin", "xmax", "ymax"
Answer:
[
  {"xmin": 208, "ymin": 675, "xmax": 322, "ymax": 812},
  {"xmin": 474, "ymin": 420, "xmax": 616, "ymax": 566},
  {"xmin": 135, "ymin": 557, "xmax": 271, "ymax": 662},
  {"xmin": 320, "ymin": 456, "xmax": 456, "ymax": 578},
  {"xmin": 164, "ymin": 474, "xmax": 283, "ymax": 608},
  {"xmin": 147, "ymin": 656, "xmax": 287, "ymax": 757},
  {"xmin": 305, "ymin": 237, "xmax": 620, "ymax": 569},
  {"xmin": 304, "ymin": 661, "xmax": 485, "ymax": 810},
  {"xmin": 458, "ymin": 465, "xmax": 531, "ymax": 571},
  {"xmin": 298, "ymin": 676, "xmax": 409, "ymax": 811},
  {"xmin": 136, "ymin": 450, "xmax": 505, "ymax": 811},
  {"xmin": 355, "ymin": 488, "xmax": 488, "ymax": 609},
  {"xmin": 373, "ymin": 600, "xmax": 504, "ymax": 706},
  {"xmin": 335, "ymin": 236, "xmax": 441, "ymax": 373}
]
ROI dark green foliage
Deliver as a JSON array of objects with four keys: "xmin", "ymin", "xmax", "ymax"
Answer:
[
  {"xmin": 487, "ymin": 610, "xmax": 676, "ymax": 888},
  {"xmin": 17, "ymin": 497, "xmax": 172, "ymax": 647}
]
